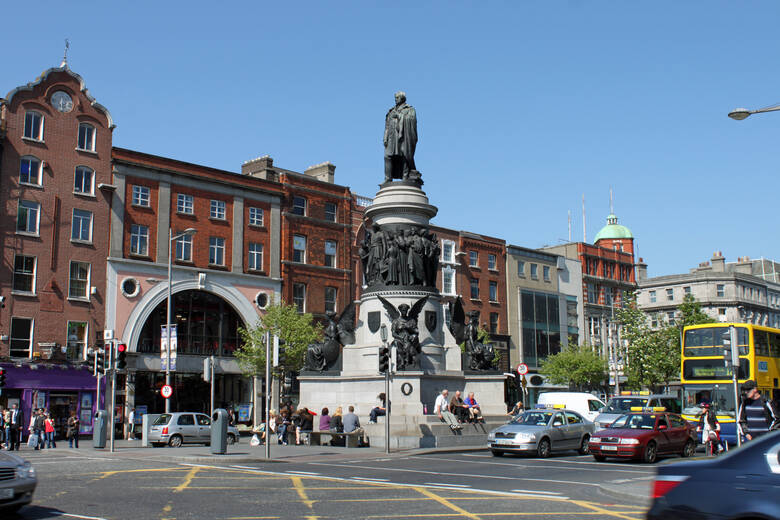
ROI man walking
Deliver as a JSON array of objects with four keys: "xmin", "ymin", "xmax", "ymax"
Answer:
[
  {"xmin": 31, "ymin": 409, "xmax": 45, "ymax": 450},
  {"xmin": 435, "ymin": 389, "xmax": 461, "ymax": 431},
  {"xmin": 8, "ymin": 403, "xmax": 22, "ymax": 451},
  {"xmin": 127, "ymin": 408, "xmax": 136, "ymax": 440},
  {"xmin": 738, "ymin": 380, "xmax": 779, "ymax": 441}
]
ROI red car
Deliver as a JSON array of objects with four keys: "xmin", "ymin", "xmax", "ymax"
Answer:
[{"xmin": 588, "ymin": 409, "xmax": 697, "ymax": 463}]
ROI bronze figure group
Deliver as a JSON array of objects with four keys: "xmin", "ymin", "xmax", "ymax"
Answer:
[{"xmin": 360, "ymin": 224, "xmax": 440, "ymax": 289}]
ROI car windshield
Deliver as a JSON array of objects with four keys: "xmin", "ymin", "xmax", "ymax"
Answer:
[
  {"xmin": 683, "ymin": 384, "xmax": 737, "ymax": 418},
  {"xmin": 511, "ymin": 411, "xmax": 553, "ymax": 426},
  {"xmin": 603, "ymin": 397, "xmax": 648, "ymax": 413},
  {"xmin": 610, "ymin": 414, "xmax": 656, "ymax": 429},
  {"xmin": 153, "ymin": 414, "xmax": 172, "ymax": 425}
]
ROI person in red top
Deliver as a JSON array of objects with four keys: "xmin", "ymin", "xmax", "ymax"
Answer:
[{"xmin": 44, "ymin": 412, "xmax": 56, "ymax": 449}]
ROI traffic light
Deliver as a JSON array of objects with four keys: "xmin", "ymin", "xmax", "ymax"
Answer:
[
  {"xmin": 378, "ymin": 346, "xmax": 390, "ymax": 373},
  {"xmin": 0, "ymin": 367, "xmax": 6, "ymax": 388},
  {"xmin": 97, "ymin": 348, "xmax": 107, "ymax": 372},
  {"xmin": 722, "ymin": 332, "xmax": 733, "ymax": 369},
  {"xmin": 203, "ymin": 356, "xmax": 212, "ymax": 382},
  {"xmin": 116, "ymin": 343, "xmax": 127, "ymax": 370}
]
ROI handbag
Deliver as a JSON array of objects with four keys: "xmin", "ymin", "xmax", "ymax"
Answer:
[
  {"xmin": 250, "ymin": 434, "xmax": 261, "ymax": 447},
  {"xmin": 27, "ymin": 433, "xmax": 39, "ymax": 447}
]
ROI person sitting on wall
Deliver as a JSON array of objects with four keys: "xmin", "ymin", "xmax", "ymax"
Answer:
[
  {"xmin": 449, "ymin": 391, "xmax": 470, "ymax": 423},
  {"xmin": 369, "ymin": 393, "xmax": 388, "ymax": 424},
  {"xmin": 464, "ymin": 392, "xmax": 484, "ymax": 423},
  {"xmin": 507, "ymin": 401, "xmax": 524, "ymax": 416},
  {"xmin": 435, "ymin": 389, "xmax": 461, "ymax": 431}
]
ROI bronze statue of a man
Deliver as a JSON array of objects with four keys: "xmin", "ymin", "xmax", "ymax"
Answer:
[{"xmin": 384, "ymin": 91, "xmax": 418, "ymax": 183}]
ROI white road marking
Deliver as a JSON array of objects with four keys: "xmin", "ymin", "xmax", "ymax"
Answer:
[
  {"xmin": 351, "ymin": 477, "xmax": 391, "ymax": 482},
  {"xmin": 231, "ymin": 465, "xmax": 261, "ymax": 470},
  {"xmin": 511, "ymin": 489, "xmax": 562, "ymax": 495},
  {"xmin": 285, "ymin": 470, "xmax": 320, "ymax": 475},
  {"xmin": 59, "ymin": 514, "xmax": 108, "ymax": 520},
  {"xmin": 414, "ymin": 455, "xmax": 648, "ymax": 474},
  {"xmin": 425, "ymin": 482, "xmax": 472, "ymax": 488}
]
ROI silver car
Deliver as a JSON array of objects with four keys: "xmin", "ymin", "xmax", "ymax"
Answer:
[
  {"xmin": 0, "ymin": 451, "xmax": 36, "ymax": 514},
  {"xmin": 487, "ymin": 408, "xmax": 596, "ymax": 458},
  {"xmin": 148, "ymin": 412, "xmax": 240, "ymax": 447}
]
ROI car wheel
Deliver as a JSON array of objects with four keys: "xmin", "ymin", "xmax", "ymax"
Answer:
[
  {"xmin": 578, "ymin": 435, "xmax": 590, "ymax": 455},
  {"xmin": 593, "ymin": 455, "xmax": 606, "ymax": 462},
  {"xmin": 491, "ymin": 450, "xmax": 504, "ymax": 457},
  {"xmin": 643, "ymin": 441, "xmax": 657, "ymax": 464},
  {"xmin": 537, "ymin": 438, "xmax": 551, "ymax": 458},
  {"xmin": 227, "ymin": 433, "xmax": 237, "ymax": 445},
  {"xmin": 681, "ymin": 439, "xmax": 695, "ymax": 458},
  {"xmin": 168, "ymin": 435, "xmax": 183, "ymax": 448}
]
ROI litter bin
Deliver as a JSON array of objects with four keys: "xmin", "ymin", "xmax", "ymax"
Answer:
[
  {"xmin": 211, "ymin": 408, "xmax": 228, "ymax": 454},
  {"xmin": 93, "ymin": 410, "xmax": 108, "ymax": 449}
]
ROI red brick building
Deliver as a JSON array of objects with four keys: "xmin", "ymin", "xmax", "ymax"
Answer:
[{"xmin": 0, "ymin": 64, "xmax": 114, "ymax": 432}]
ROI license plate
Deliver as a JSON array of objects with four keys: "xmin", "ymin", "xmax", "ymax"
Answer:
[
  {"xmin": 0, "ymin": 488, "xmax": 14, "ymax": 499},
  {"xmin": 601, "ymin": 445, "xmax": 618, "ymax": 451},
  {"xmin": 495, "ymin": 439, "xmax": 516, "ymax": 446}
]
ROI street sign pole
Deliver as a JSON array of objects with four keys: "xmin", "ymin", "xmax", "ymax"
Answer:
[
  {"xmin": 729, "ymin": 326, "xmax": 742, "ymax": 447},
  {"xmin": 108, "ymin": 341, "xmax": 116, "ymax": 453},
  {"xmin": 265, "ymin": 332, "xmax": 271, "ymax": 460},
  {"xmin": 210, "ymin": 356, "xmax": 215, "ymax": 417}
]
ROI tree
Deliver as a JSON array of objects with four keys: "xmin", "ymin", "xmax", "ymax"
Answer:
[
  {"xmin": 235, "ymin": 299, "xmax": 322, "ymax": 376},
  {"xmin": 540, "ymin": 343, "xmax": 608, "ymax": 390}
]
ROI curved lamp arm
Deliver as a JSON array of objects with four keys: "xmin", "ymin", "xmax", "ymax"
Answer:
[{"xmin": 728, "ymin": 105, "xmax": 780, "ymax": 120}]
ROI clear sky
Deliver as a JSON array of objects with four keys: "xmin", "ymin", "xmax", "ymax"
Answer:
[{"xmin": 3, "ymin": 2, "xmax": 780, "ymax": 278}]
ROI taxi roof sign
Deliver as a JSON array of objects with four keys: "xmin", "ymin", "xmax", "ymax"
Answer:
[
  {"xmin": 629, "ymin": 406, "xmax": 666, "ymax": 412},
  {"xmin": 534, "ymin": 404, "xmax": 566, "ymax": 410},
  {"xmin": 620, "ymin": 391, "xmax": 650, "ymax": 396}
]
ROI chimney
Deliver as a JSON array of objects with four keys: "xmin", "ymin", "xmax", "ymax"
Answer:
[
  {"xmin": 711, "ymin": 251, "xmax": 725, "ymax": 272},
  {"xmin": 304, "ymin": 162, "xmax": 336, "ymax": 184},
  {"xmin": 734, "ymin": 256, "xmax": 752, "ymax": 275},
  {"xmin": 635, "ymin": 257, "xmax": 648, "ymax": 281},
  {"xmin": 242, "ymin": 155, "xmax": 278, "ymax": 181}
]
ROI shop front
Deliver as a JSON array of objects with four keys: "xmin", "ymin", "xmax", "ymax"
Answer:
[{"xmin": 0, "ymin": 363, "xmax": 103, "ymax": 438}]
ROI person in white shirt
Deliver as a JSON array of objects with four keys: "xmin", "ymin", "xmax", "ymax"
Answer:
[{"xmin": 435, "ymin": 389, "xmax": 461, "ymax": 431}]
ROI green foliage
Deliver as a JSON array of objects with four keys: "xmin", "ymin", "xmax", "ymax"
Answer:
[
  {"xmin": 618, "ymin": 292, "xmax": 715, "ymax": 391},
  {"xmin": 539, "ymin": 343, "xmax": 608, "ymax": 390},
  {"xmin": 459, "ymin": 324, "xmax": 492, "ymax": 353},
  {"xmin": 235, "ymin": 298, "xmax": 322, "ymax": 376}
]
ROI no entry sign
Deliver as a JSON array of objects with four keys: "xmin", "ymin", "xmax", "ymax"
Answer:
[
  {"xmin": 161, "ymin": 384, "xmax": 173, "ymax": 399},
  {"xmin": 516, "ymin": 363, "xmax": 529, "ymax": 376}
]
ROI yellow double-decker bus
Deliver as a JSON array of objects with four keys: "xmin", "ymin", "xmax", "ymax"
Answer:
[{"xmin": 681, "ymin": 322, "xmax": 780, "ymax": 444}]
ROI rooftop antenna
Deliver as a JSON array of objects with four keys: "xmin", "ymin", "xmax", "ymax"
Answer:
[
  {"xmin": 582, "ymin": 194, "xmax": 587, "ymax": 242},
  {"xmin": 61, "ymin": 38, "xmax": 70, "ymax": 68},
  {"xmin": 568, "ymin": 210, "xmax": 572, "ymax": 242},
  {"xmin": 609, "ymin": 187, "xmax": 614, "ymax": 214}
]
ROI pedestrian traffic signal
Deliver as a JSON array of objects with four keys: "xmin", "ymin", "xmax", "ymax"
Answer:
[
  {"xmin": 0, "ymin": 367, "xmax": 6, "ymax": 388},
  {"xmin": 116, "ymin": 343, "xmax": 127, "ymax": 370},
  {"xmin": 378, "ymin": 346, "xmax": 390, "ymax": 373},
  {"xmin": 96, "ymin": 348, "xmax": 107, "ymax": 372}
]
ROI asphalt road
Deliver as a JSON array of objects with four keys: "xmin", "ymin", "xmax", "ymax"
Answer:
[{"xmin": 9, "ymin": 448, "xmax": 656, "ymax": 519}]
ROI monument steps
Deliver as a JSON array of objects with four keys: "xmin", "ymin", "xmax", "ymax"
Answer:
[{"xmin": 360, "ymin": 415, "xmax": 509, "ymax": 449}]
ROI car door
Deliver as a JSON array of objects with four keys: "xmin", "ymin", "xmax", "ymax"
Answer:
[
  {"xmin": 176, "ymin": 414, "xmax": 197, "ymax": 443},
  {"xmin": 668, "ymin": 414, "xmax": 691, "ymax": 451},
  {"xmin": 548, "ymin": 412, "xmax": 568, "ymax": 450},
  {"xmin": 196, "ymin": 414, "xmax": 212, "ymax": 441},
  {"xmin": 654, "ymin": 415, "xmax": 673, "ymax": 454},
  {"xmin": 564, "ymin": 412, "xmax": 585, "ymax": 448}
]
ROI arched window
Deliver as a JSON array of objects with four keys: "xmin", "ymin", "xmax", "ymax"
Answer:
[
  {"xmin": 23, "ymin": 111, "xmax": 44, "ymax": 140},
  {"xmin": 19, "ymin": 156, "xmax": 42, "ymax": 186},
  {"xmin": 77, "ymin": 123, "xmax": 96, "ymax": 151},
  {"xmin": 74, "ymin": 166, "xmax": 95, "ymax": 195}
]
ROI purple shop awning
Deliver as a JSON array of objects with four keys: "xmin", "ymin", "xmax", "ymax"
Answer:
[{"xmin": 1, "ymin": 363, "xmax": 98, "ymax": 391}]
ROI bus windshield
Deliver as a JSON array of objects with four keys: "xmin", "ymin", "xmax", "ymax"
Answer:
[
  {"xmin": 684, "ymin": 326, "xmax": 748, "ymax": 357},
  {"xmin": 682, "ymin": 384, "xmax": 736, "ymax": 418}
]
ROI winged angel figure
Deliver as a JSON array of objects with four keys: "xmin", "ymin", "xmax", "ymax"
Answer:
[
  {"xmin": 303, "ymin": 302, "xmax": 356, "ymax": 372},
  {"xmin": 448, "ymin": 296, "xmax": 496, "ymax": 371},
  {"xmin": 377, "ymin": 295, "xmax": 428, "ymax": 371}
]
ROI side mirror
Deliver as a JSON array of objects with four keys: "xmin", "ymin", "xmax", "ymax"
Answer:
[
  {"xmin": 553, "ymin": 420, "xmax": 563, "ymax": 427},
  {"xmin": 658, "ymin": 424, "xmax": 668, "ymax": 430},
  {"xmin": 599, "ymin": 407, "xmax": 606, "ymax": 413}
]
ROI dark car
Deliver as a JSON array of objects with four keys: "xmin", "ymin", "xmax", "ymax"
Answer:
[
  {"xmin": 647, "ymin": 429, "xmax": 780, "ymax": 520},
  {"xmin": 589, "ymin": 409, "xmax": 697, "ymax": 463},
  {"xmin": 0, "ymin": 450, "xmax": 37, "ymax": 514}
]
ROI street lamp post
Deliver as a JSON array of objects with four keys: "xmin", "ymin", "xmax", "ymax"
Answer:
[
  {"xmin": 728, "ymin": 105, "xmax": 780, "ymax": 121},
  {"xmin": 165, "ymin": 227, "xmax": 197, "ymax": 414}
]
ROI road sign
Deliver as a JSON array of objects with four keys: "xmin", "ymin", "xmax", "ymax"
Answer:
[
  {"xmin": 516, "ymin": 363, "xmax": 529, "ymax": 376},
  {"xmin": 161, "ymin": 384, "xmax": 173, "ymax": 399},
  {"xmin": 103, "ymin": 329, "xmax": 114, "ymax": 341}
]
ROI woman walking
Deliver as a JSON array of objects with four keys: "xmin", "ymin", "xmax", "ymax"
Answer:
[
  {"xmin": 67, "ymin": 411, "xmax": 80, "ymax": 449},
  {"xmin": 44, "ymin": 412, "xmax": 56, "ymax": 448}
]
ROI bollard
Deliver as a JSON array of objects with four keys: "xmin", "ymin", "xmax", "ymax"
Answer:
[
  {"xmin": 211, "ymin": 408, "xmax": 228, "ymax": 454},
  {"xmin": 93, "ymin": 410, "xmax": 108, "ymax": 449}
]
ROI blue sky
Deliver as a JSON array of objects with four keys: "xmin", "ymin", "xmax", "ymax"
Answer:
[{"xmin": 4, "ymin": 2, "xmax": 780, "ymax": 278}]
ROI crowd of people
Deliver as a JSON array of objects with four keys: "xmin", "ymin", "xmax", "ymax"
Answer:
[
  {"xmin": 253, "ymin": 401, "xmax": 366, "ymax": 446},
  {"xmin": 0, "ymin": 404, "xmax": 81, "ymax": 450}
]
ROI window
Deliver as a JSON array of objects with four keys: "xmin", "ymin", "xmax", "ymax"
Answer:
[
  {"xmin": 293, "ymin": 283, "xmax": 306, "ymax": 312},
  {"xmin": 565, "ymin": 412, "xmax": 583, "ymax": 425},
  {"xmin": 530, "ymin": 264, "xmax": 538, "ymax": 279},
  {"xmin": 209, "ymin": 237, "xmax": 225, "ymax": 266},
  {"xmin": 649, "ymin": 290, "xmax": 656, "ymax": 303},
  {"xmin": 717, "ymin": 308, "xmax": 726, "ymax": 316},
  {"xmin": 488, "ymin": 254, "xmax": 496, "ymax": 270},
  {"xmin": 517, "ymin": 261, "xmax": 525, "ymax": 277},
  {"xmin": 248, "ymin": 243, "xmax": 263, "ymax": 271},
  {"xmin": 489, "ymin": 281, "xmax": 498, "ymax": 302},
  {"xmin": 325, "ymin": 240, "xmax": 337, "ymax": 267},
  {"xmin": 543, "ymin": 265, "xmax": 551, "ymax": 282},
  {"xmin": 587, "ymin": 283, "xmax": 597, "ymax": 303},
  {"xmin": 604, "ymin": 288, "xmax": 613, "ymax": 305},
  {"xmin": 74, "ymin": 166, "xmax": 94, "ymax": 195},
  {"xmin": 10, "ymin": 317, "xmax": 33, "ymax": 358},
  {"xmin": 684, "ymin": 286, "xmax": 691, "ymax": 296},
  {"xmin": 130, "ymin": 225, "xmax": 149, "ymax": 256},
  {"xmin": 23, "ymin": 111, "xmax": 43, "ymax": 140},
  {"xmin": 177, "ymin": 194, "xmax": 193, "ymax": 214},
  {"xmin": 66, "ymin": 321, "xmax": 87, "ymax": 360},
  {"xmin": 68, "ymin": 261, "xmax": 90, "ymax": 299},
  {"xmin": 324, "ymin": 202, "xmax": 337, "ymax": 222},
  {"xmin": 77, "ymin": 123, "xmax": 96, "ymax": 151},
  {"xmin": 177, "ymin": 414, "xmax": 195, "ymax": 426},
  {"xmin": 666, "ymin": 288, "xmax": 674, "ymax": 301},
  {"xmin": 470, "ymin": 278, "xmax": 479, "ymax": 299},
  {"xmin": 292, "ymin": 196, "xmax": 307, "ymax": 216},
  {"xmin": 441, "ymin": 241, "xmax": 455, "ymax": 263},
  {"xmin": 667, "ymin": 311, "xmax": 675, "ymax": 324},
  {"xmin": 17, "ymin": 200, "xmax": 40, "ymax": 234},
  {"xmin": 442, "ymin": 267, "xmax": 455, "ymax": 295},
  {"xmin": 469, "ymin": 251, "xmax": 478, "ymax": 267},
  {"xmin": 19, "ymin": 156, "xmax": 42, "ymax": 186},
  {"xmin": 651, "ymin": 315, "xmax": 658, "ymax": 328},
  {"xmin": 325, "ymin": 287, "xmax": 337, "ymax": 313},
  {"xmin": 132, "ymin": 185, "xmax": 150, "ymax": 207},
  {"xmin": 717, "ymin": 284, "xmax": 725, "ymax": 297},
  {"xmin": 176, "ymin": 232, "xmax": 193, "ymax": 262},
  {"xmin": 210, "ymin": 200, "xmax": 226, "ymax": 220},
  {"xmin": 249, "ymin": 207, "xmax": 264, "ymax": 226},
  {"xmin": 13, "ymin": 255, "xmax": 36, "ymax": 293},
  {"xmin": 293, "ymin": 235, "xmax": 306, "ymax": 263},
  {"xmin": 490, "ymin": 312, "xmax": 499, "ymax": 334},
  {"xmin": 71, "ymin": 209, "xmax": 93, "ymax": 242}
]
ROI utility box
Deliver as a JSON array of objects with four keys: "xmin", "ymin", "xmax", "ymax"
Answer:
[
  {"xmin": 211, "ymin": 408, "xmax": 228, "ymax": 454},
  {"xmin": 93, "ymin": 410, "xmax": 108, "ymax": 449}
]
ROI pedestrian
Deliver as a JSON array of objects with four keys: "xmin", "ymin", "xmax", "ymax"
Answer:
[
  {"xmin": 464, "ymin": 392, "xmax": 484, "ymax": 423},
  {"xmin": 44, "ymin": 412, "xmax": 56, "ymax": 449},
  {"xmin": 294, "ymin": 408, "xmax": 313, "ymax": 445},
  {"xmin": 369, "ymin": 393, "xmax": 387, "ymax": 424},
  {"xmin": 449, "ymin": 390, "xmax": 470, "ymax": 423},
  {"xmin": 67, "ymin": 410, "xmax": 80, "ymax": 449},
  {"xmin": 31, "ymin": 409, "xmax": 45, "ymax": 450},
  {"xmin": 8, "ymin": 403, "xmax": 22, "ymax": 451},
  {"xmin": 278, "ymin": 410, "xmax": 290, "ymax": 445},
  {"xmin": 738, "ymin": 380, "xmax": 779, "ymax": 441},
  {"xmin": 319, "ymin": 408, "xmax": 331, "ymax": 432},
  {"xmin": 127, "ymin": 408, "xmax": 136, "ymax": 440},
  {"xmin": 507, "ymin": 400, "xmax": 524, "ymax": 416},
  {"xmin": 697, "ymin": 402, "xmax": 722, "ymax": 454},
  {"xmin": 0, "ymin": 406, "xmax": 5, "ymax": 449},
  {"xmin": 435, "ymin": 389, "xmax": 461, "ymax": 431}
]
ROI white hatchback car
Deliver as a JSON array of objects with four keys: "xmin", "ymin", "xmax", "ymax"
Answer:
[{"xmin": 148, "ymin": 412, "xmax": 240, "ymax": 447}]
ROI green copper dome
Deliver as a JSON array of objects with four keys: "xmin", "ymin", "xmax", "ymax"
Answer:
[{"xmin": 594, "ymin": 213, "xmax": 633, "ymax": 242}]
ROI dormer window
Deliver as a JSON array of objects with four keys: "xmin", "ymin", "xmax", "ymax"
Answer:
[{"xmin": 77, "ymin": 123, "xmax": 96, "ymax": 151}]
